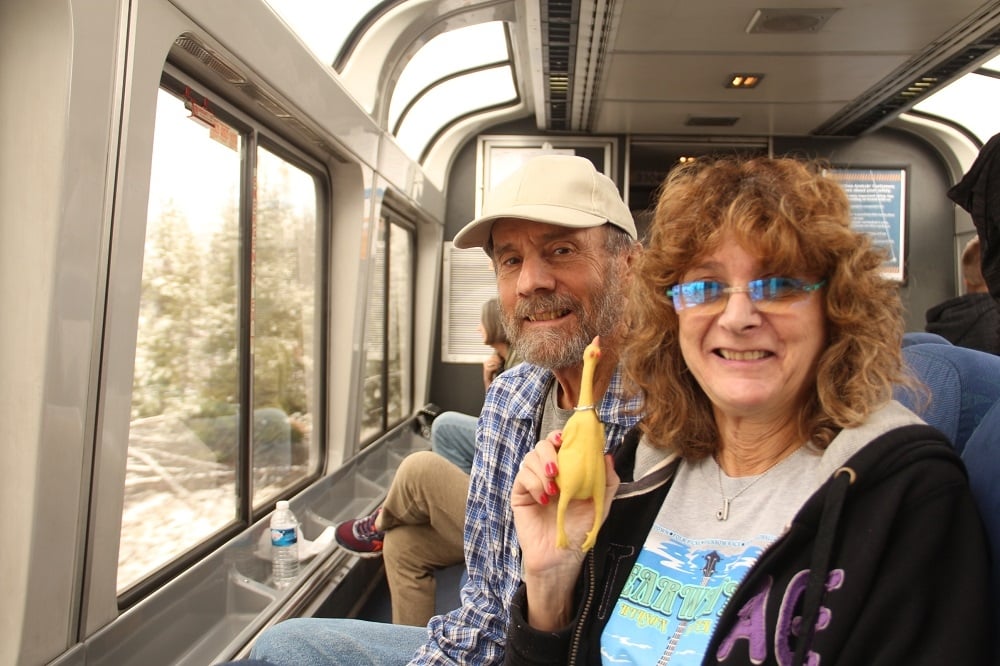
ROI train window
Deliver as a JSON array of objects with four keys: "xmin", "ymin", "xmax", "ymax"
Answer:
[
  {"xmin": 913, "ymin": 54, "xmax": 1000, "ymax": 143},
  {"xmin": 388, "ymin": 21, "xmax": 510, "ymax": 130},
  {"xmin": 360, "ymin": 211, "xmax": 415, "ymax": 443},
  {"xmin": 251, "ymin": 146, "xmax": 318, "ymax": 509},
  {"xmin": 389, "ymin": 21, "xmax": 517, "ymax": 162},
  {"xmin": 119, "ymin": 83, "xmax": 322, "ymax": 593},
  {"xmin": 395, "ymin": 65, "xmax": 517, "ymax": 162},
  {"xmin": 262, "ymin": 0, "xmax": 382, "ymax": 67}
]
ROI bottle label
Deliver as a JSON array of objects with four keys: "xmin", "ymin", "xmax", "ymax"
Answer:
[{"xmin": 271, "ymin": 526, "xmax": 297, "ymax": 547}]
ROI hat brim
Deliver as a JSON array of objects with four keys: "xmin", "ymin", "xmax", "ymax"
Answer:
[{"xmin": 453, "ymin": 204, "xmax": 615, "ymax": 250}]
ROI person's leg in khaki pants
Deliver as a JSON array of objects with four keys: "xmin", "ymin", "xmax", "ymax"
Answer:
[{"xmin": 377, "ymin": 450, "xmax": 469, "ymax": 626}]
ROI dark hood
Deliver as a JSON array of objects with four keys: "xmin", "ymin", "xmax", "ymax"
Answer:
[{"xmin": 925, "ymin": 292, "xmax": 1000, "ymax": 354}]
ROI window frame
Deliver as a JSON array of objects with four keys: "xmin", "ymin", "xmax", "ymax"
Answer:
[
  {"xmin": 358, "ymin": 203, "xmax": 417, "ymax": 447},
  {"xmin": 115, "ymin": 68, "xmax": 330, "ymax": 607}
]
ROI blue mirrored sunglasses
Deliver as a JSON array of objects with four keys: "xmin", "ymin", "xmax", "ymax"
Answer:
[{"xmin": 666, "ymin": 277, "xmax": 826, "ymax": 312}]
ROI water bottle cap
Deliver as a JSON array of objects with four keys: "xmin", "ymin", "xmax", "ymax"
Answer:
[{"xmin": 276, "ymin": 500, "xmax": 289, "ymax": 510}]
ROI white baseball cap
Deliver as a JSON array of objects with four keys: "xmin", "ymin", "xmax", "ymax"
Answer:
[{"xmin": 453, "ymin": 154, "xmax": 637, "ymax": 250}]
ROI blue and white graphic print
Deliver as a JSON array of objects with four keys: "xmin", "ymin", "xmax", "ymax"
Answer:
[{"xmin": 600, "ymin": 526, "xmax": 771, "ymax": 665}]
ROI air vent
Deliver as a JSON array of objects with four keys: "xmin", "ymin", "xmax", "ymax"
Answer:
[
  {"xmin": 283, "ymin": 117, "xmax": 323, "ymax": 146},
  {"xmin": 746, "ymin": 8, "xmax": 838, "ymax": 34},
  {"xmin": 240, "ymin": 83, "xmax": 291, "ymax": 118},
  {"xmin": 171, "ymin": 33, "xmax": 335, "ymax": 155},
  {"xmin": 576, "ymin": 0, "xmax": 621, "ymax": 132},
  {"xmin": 542, "ymin": 0, "xmax": 578, "ymax": 130},
  {"xmin": 686, "ymin": 116, "xmax": 740, "ymax": 127},
  {"xmin": 174, "ymin": 34, "xmax": 246, "ymax": 84}
]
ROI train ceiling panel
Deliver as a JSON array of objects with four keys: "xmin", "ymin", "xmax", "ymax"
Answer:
[
  {"xmin": 597, "ymin": 99, "xmax": 848, "ymax": 138},
  {"xmin": 602, "ymin": 54, "xmax": 912, "ymax": 106},
  {"xmin": 531, "ymin": 0, "xmax": 1000, "ymax": 136}
]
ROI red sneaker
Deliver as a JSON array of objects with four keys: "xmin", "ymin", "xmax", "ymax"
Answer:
[{"xmin": 334, "ymin": 507, "xmax": 385, "ymax": 557}]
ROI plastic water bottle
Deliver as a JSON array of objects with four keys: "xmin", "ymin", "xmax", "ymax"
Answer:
[{"xmin": 270, "ymin": 500, "xmax": 299, "ymax": 589}]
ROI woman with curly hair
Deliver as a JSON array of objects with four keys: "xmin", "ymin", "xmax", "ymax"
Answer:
[{"xmin": 507, "ymin": 156, "xmax": 990, "ymax": 665}]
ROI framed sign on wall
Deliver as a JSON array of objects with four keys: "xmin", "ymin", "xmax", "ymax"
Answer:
[
  {"xmin": 827, "ymin": 167, "xmax": 908, "ymax": 282},
  {"xmin": 474, "ymin": 135, "xmax": 618, "ymax": 216}
]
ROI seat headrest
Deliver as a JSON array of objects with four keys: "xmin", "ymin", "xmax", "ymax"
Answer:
[{"xmin": 897, "ymin": 343, "xmax": 1000, "ymax": 454}]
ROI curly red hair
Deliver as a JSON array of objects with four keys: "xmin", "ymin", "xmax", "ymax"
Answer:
[{"xmin": 624, "ymin": 156, "xmax": 910, "ymax": 457}]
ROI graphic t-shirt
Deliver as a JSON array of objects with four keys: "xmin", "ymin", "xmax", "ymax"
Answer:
[{"xmin": 601, "ymin": 447, "xmax": 821, "ymax": 665}]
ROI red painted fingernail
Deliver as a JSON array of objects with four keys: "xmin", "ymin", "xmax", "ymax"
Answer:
[
  {"xmin": 539, "ymin": 493, "xmax": 549, "ymax": 505},
  {"xmin": 545, "ymin": 462, "xmax": 558, "ymax": 477},
  {"xmin": 546, "ymin": 481, "xmax": 559, "ymax": 495},
  {"xmin": 555, "ymin": 433, "xmax": 563, "ymax": 444}
]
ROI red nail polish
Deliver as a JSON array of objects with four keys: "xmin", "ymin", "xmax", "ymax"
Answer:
[
  {"xmin": 546, "ymin": 481, "xmax": 558, "ymax": 495},
  {"xmin": 539, "ymin": 493, "xmax": 549, "ymax": 505},
  {"xmin": 545, "ymin": 462, "xmax": 558, "ymax": 477}
]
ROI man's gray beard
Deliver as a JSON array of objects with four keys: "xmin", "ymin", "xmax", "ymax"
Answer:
[{"xmin": 504, "ymin": 276, "xmax": 624, "ymax": 370}]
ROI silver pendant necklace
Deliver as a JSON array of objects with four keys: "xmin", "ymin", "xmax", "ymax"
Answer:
[{"xmin": 714, "ymin": 456, "xmax": 781, "ymax": 521}]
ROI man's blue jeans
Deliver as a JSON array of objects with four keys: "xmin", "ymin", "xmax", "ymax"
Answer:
[
  {"xmin": 429, "ymin": 411, "xmax": 477, "ymax": 473},
  {"xmin": 249, "ymin": 618, "xmax": 427, "ymax": 665}
]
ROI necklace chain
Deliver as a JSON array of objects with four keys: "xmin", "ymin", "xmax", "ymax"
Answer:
[{"xmin": 714, "ymin": 455, "xmax": 783, "ymax": 521}]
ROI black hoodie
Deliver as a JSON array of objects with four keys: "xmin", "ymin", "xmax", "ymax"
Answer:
[
  {"xmin": 949, "ymin": 132, "xmax": 1000, "ymax": 348},
  {"xmin": 925, "ymin": 292, "xmax": 1000, "ymax": 355},
  {"xmin": 504, "ymin": 407, "xmax": 992, "ymax": 665}
]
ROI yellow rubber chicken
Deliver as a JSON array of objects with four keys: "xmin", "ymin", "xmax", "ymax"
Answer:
[{"xmin": 555, "ymin": 336, "xmax": 606, "ymax": 551}]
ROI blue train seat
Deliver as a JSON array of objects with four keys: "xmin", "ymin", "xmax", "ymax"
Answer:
[
  {"xmin": 896, "ymin": 343, "xmax": 1000, "ymax": 454},
  {"xmin": 960, "ymin": 399, "xmax": 1000, "ymax": 643},
  {"xmin": 902, "ymin": 331, "xmax": 953, "ymax": 347},
  {"xmin": 897, "ymin": 342, "xmax": 1000, "ymax": 648}
]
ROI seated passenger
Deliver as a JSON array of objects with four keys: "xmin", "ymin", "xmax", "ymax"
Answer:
[
  {"xmin": 333, "ymin": 298, "xmax": 517, "ymax": 626},
  {"xmin": 925, "ymin": 235, "xmax": 1000, "ymax": 354},
  {"xmin": 244, "ymin": 154, "xmax": 640, "ymax": 648},
  {"xmin": 949, "ymin": 131, "xmax": 1000, "ymax": 312},
  {"xmin": 428, "ymin": 298, "xmax": 519, "ymax": 474},
  {"xmin": 506, "ymin": 155, "xmax": 991, "ymax": 664}
]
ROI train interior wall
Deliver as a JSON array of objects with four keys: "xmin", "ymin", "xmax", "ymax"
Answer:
[{"xmin": 428, "ymin": 122, "xmax": 960, "ymax": 416}]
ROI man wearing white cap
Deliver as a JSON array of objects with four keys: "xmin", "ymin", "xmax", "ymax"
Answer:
[{"xmin": 249, "ymin": 154, "xmax": 643, "ymax": 665}]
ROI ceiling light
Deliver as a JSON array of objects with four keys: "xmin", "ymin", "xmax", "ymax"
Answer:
[{"xmin": 727, "ymin": 74, "xmax": 764, "ymax": 89}]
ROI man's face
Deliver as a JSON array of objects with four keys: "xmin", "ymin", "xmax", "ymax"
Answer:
[{"xmin": 490, "ymin": 219, "xmax": 629, "ymax": 369}]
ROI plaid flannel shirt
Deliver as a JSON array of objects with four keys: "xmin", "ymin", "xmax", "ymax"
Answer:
[{"xmin": 410, "ymin": 361, "xmax": 643, "ymax": 665}]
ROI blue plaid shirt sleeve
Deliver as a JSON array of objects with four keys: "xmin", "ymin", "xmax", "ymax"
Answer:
[{"xmin": 410, "ymin": 364, "xmax": 641, "ymax": 665}]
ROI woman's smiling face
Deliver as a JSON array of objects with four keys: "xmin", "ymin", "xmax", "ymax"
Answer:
[{"xmin": 676, "ymin": 236, "xmax": 828, "ymax": 424}]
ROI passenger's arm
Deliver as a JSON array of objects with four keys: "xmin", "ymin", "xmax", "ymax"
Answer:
[
  {"xmin": 509, "ymin": 433, "xmax": 617, "ymax": 630},
  {"xmin": 844, "ymin": 466, "xmax": 990, "ymax": 664},
  {"xmin": 502, "ymin": 583, "xmax": 574, "ymax": 666},
  {"xmin": 802, "ymin": 450, "xmax": 991, "ymax": 665},
  {"xmin": 483, "ymin": 353, "xmax": 503, "ymax": 389}
]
